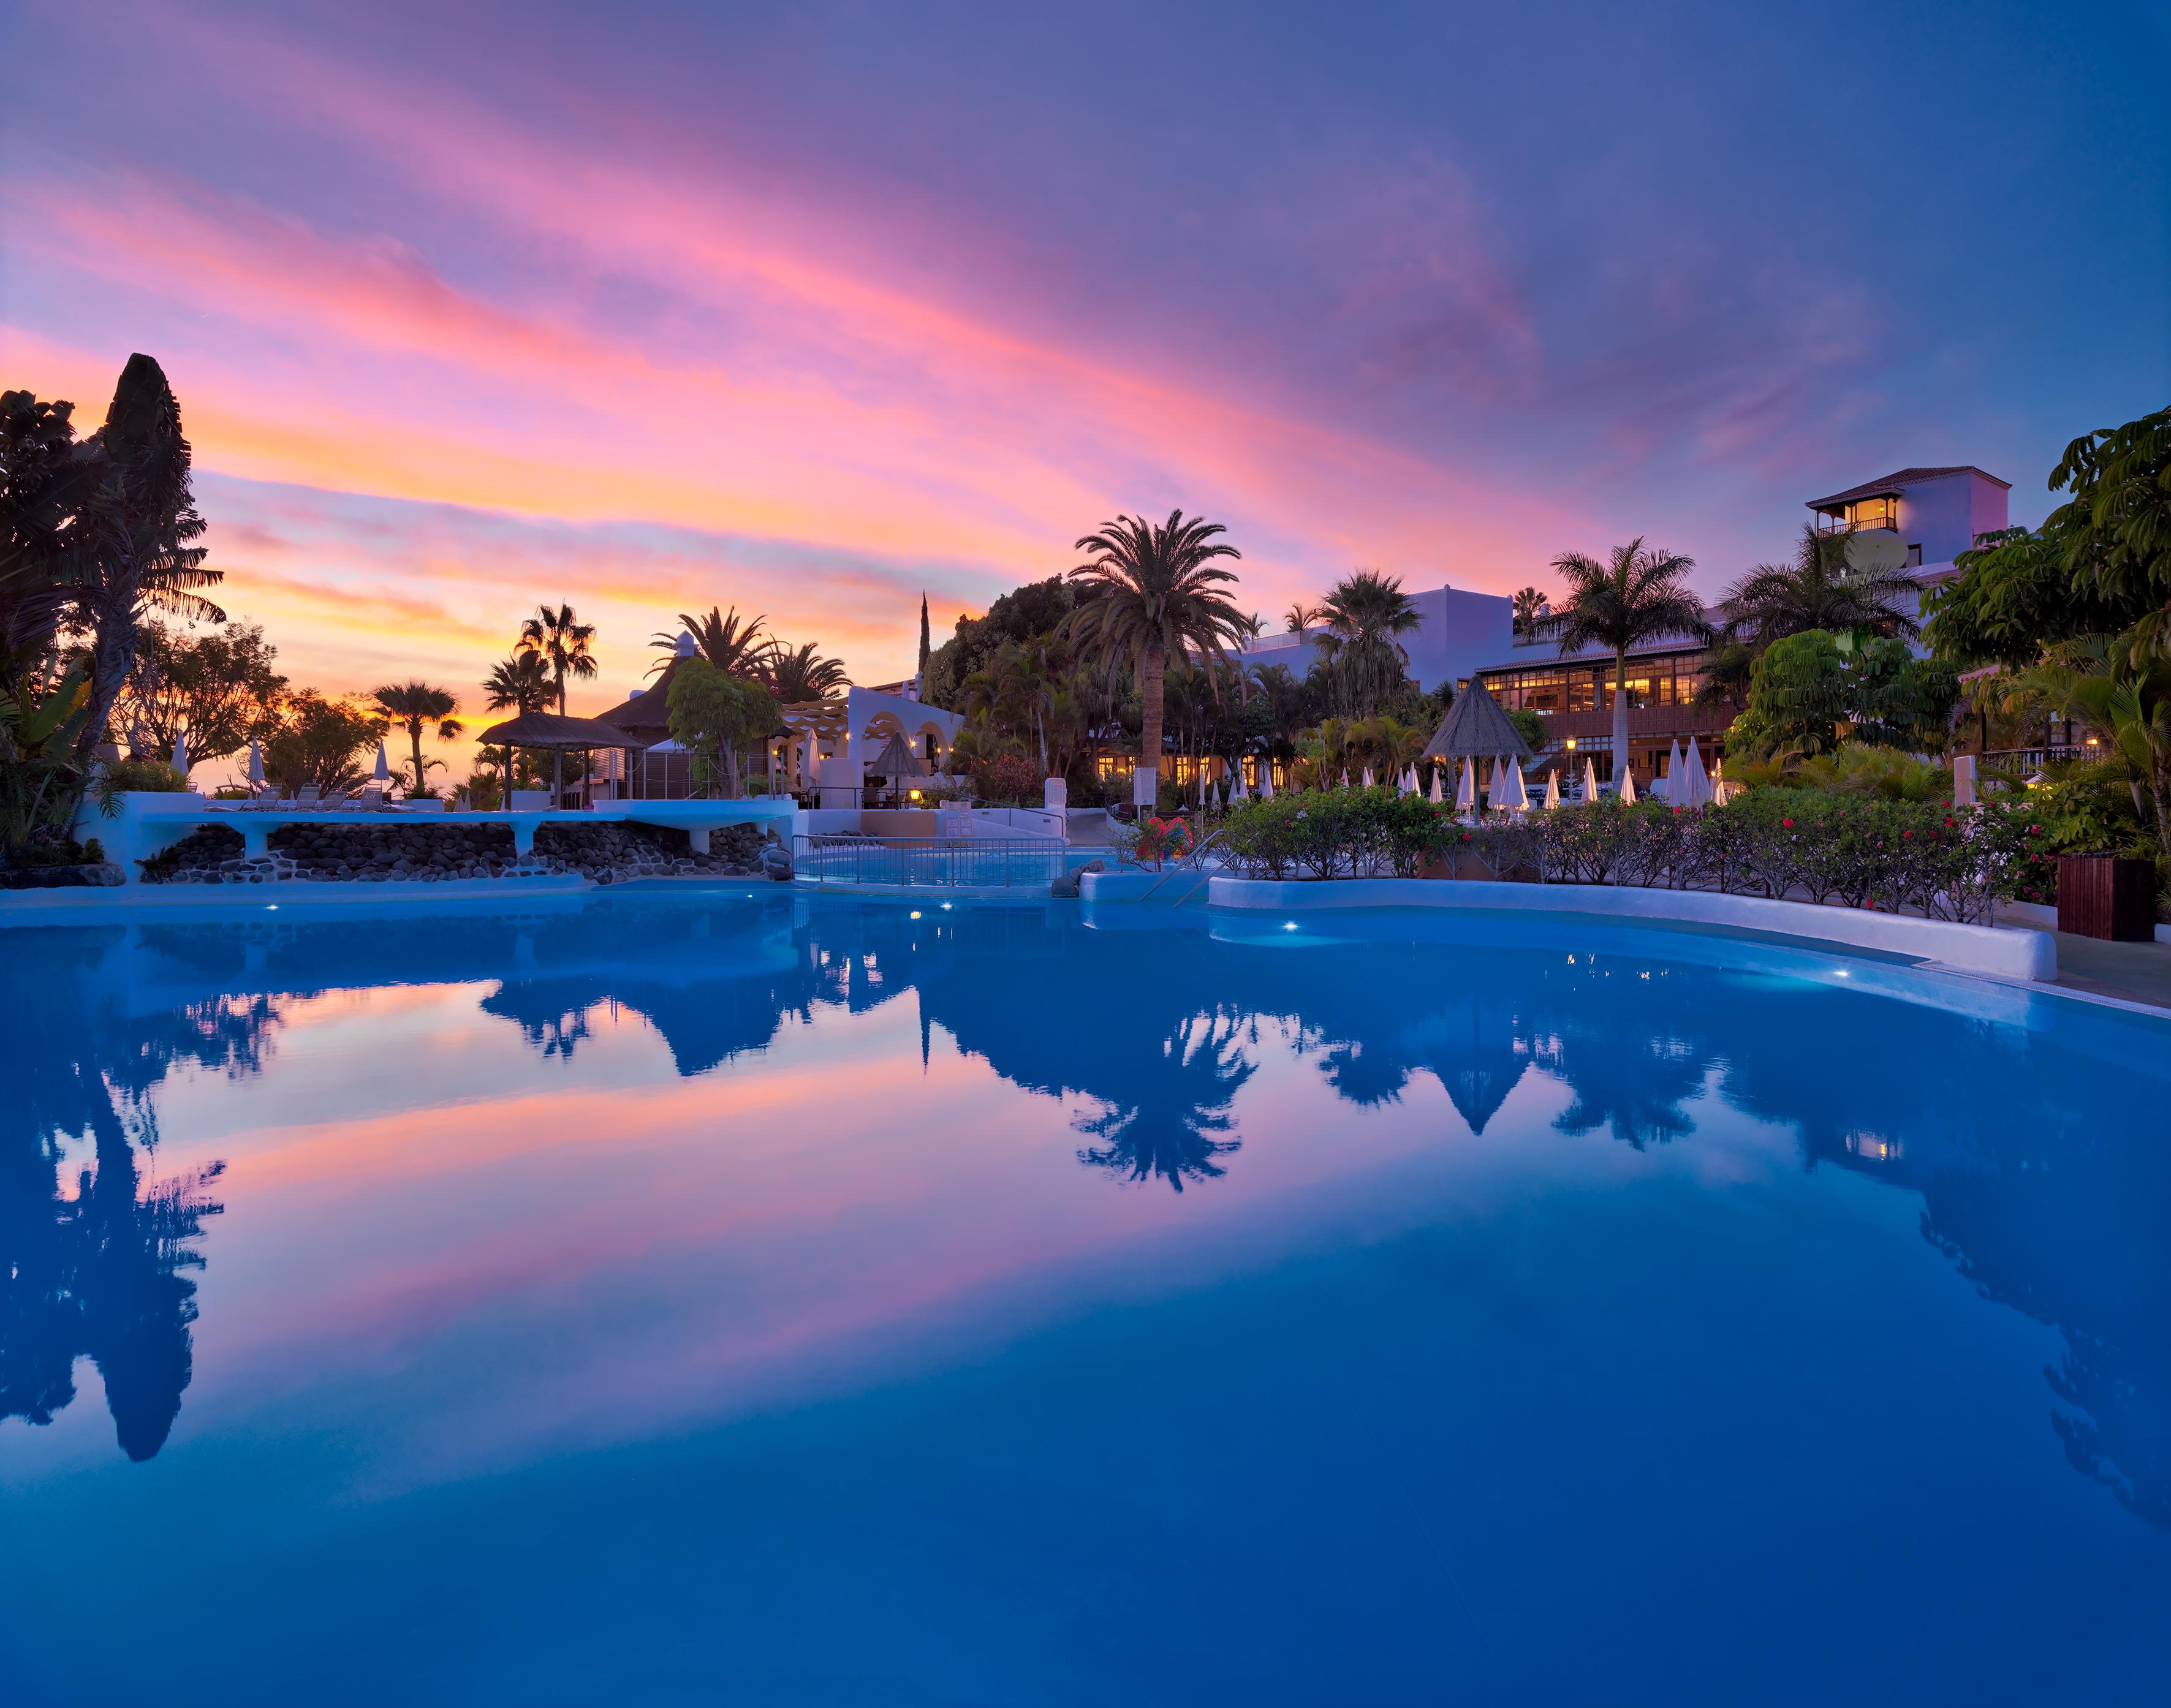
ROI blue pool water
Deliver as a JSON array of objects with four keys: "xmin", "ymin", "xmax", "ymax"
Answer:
[{"xmin": 2, "ymin": 888, "xmax": 2167, "ymax": 1704}]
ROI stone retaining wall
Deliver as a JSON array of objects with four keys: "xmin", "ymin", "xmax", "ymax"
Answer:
[{"xmin": 138, "ymin": 819, "xmax": 775, "ymax": 885}]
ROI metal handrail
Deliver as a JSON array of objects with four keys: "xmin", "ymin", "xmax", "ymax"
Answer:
[{"xmin": 1139, "ymin": 826, "xmax": 1229, "ymax": 902}]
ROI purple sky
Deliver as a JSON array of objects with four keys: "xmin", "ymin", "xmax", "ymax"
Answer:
[{"xmin": 2, "ymin": 0, "xmax": 2165, "ymax": 722}]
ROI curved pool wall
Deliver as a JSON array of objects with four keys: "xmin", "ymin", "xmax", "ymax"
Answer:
[
  {"xmin": 1078, "ymin": 869, "xmax": 2057, "ymax": 982},
  {"xmin": 2, "ymin": 885, "xmax": 2167, "ymax": 1701}
]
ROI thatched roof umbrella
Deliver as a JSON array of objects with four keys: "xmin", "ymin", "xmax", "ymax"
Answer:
[
  {"xmin": 865, "ymin": 731, "xmax": 929, "ymax": 801},
  {"xmin": 478, "ymin": 711, "xmax": 654, "ymax": 806},
  {"xmin": 1422, "ymin": 679, "xmax": 1533, "ymax": 809}
]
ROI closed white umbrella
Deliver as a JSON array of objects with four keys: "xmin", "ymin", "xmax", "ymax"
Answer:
[
  {"xmin": 1259, "ymin": 763, "xmax": 1275, "ymax": 800},
  {"xmin": 1341, "ymin": 768, "xmax": 1352, "ymax": 790},
  {"xmin": 1360, "ymin": 766, "xmax": 1374, "ymax": 788},
  {"xmin": 1429, "ymin": 766, "xmax": 1444, "ymax": 805},
  {"xmin": 246, "ymin": 738, "xmax": 265, "ymax": 790},
  {"xmin": 1487, "ymin": 755, "xmax": 1506, "ymax": 811},
  {"xmin": 1681, "ymin": 739, "xmax": 1710, "ymax": 807},
  {"xmin": 373, "ymin": 740, "xmax": 391, "ymax": 784},
  {"xmin": 1504, "ymin": 759, "xmax": 1531, "ymax": 814},
  {"xmin": 1664, "ymin": 738, "xmax": 1683, "ymax": 802},
  {"xmin": 1456, "ymin": 757, "xmax": 1477, "ymax": 815},
  {"xmin": 1543, "ymin": 768, "xmax": 1561, "ymax": 810},
  {"xmin": 1582, "ymin": 757, "xmax": 1601, "ymax": 803},
  {"xmin": 1619, "ymin": 765, "xmax": 1638, "ymax": 805},
  {"xmin": 1402, "ymin": 765, "xmax": 1419, "ymax": 795},
  {"xmin": 170, "ymin": 732, "xmax": 188, "ymax": 774}
]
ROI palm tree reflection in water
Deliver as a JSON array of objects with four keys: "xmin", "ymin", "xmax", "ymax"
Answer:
[{"xmin": 1072, "ymin": 1010, "xmax": 1253, "ymax": 1192}]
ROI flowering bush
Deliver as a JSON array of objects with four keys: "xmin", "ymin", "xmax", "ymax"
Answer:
[{"xmin": 1133, "ymin": 814, "xmax": 1196, "ymax": 869}]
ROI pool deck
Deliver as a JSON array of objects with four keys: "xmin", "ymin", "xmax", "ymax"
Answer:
[{"xmin": 2042, "ymin": 930, "xmax": 2171, "ymax": 1010}]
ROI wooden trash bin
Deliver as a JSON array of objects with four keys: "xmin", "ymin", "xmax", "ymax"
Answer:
[{"xmin": 2055, "ymin": 853, "xmax": 2158, "ymax": 941}]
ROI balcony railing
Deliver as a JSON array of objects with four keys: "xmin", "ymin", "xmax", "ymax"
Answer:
[{"xmin": 1814, "ymin": 507, "xmax": 1900, "ymax": 537}]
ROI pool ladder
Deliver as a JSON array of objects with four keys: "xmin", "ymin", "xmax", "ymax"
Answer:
[{"xmin": 1139, "ymin": 827, "xmax": 1227, "ymax": 907}]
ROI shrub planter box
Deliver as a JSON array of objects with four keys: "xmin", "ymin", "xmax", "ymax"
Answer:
[{"xmin": 2056, "ymin": 854, "xmax": 2158, "ymax": 941}]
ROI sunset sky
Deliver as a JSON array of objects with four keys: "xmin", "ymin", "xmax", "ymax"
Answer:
[{"xmin": 2, "ymin": 0, "xmax": 2165, "ymax": 774}]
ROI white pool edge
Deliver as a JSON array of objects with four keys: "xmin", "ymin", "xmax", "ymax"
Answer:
[{"xmin": 1076, "ymin": 872, "xmax": 2056, "ymax": 982}]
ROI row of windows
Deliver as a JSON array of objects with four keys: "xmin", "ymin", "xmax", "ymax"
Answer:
[{"xmin": 1477, "ymin": 655, "xmax": 1710, "ymax": 713}]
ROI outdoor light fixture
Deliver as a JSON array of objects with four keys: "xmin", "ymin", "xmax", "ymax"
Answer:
[
  {"xmin": 1565, "ymin": 738, "xmax": 1577, "ymax": 751},
  {"xmin": 1283, "ymin": 921, "xmax": 1298, "ymax": 931},
  {"xmin": 909, "ymin": 910, "xmax": 922, "ymax": 920}
]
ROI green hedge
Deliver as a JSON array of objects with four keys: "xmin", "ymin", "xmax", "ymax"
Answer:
[{"xmin": 1215, "ymin": 787, "xmax": 2078, "ymax": 924}]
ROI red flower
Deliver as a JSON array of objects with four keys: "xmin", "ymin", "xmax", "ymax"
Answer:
[
  {"xmin": 1944, "ymin": 817, "xmax": 1955, "ymax": 827},
  {"xmin": 1902, "ymin": 829, "xmax": 1913, "ymax": 839},
  {"xmin": 1782, "ymin": 817, "xmax": 1795, "ymax": 828}
]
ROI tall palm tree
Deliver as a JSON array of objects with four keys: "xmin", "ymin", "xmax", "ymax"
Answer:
[
  {"xmin": 1512, "ymin": 586, "xmax": 1550, "ymax": 637},
  {"xmin": 1319, "ymin": 569, "xmax": 1421, "ymax": 717},
  {"xmin": 1719, "ymin": 523, "xmax": 1924, "ymax": 651},
  {"xmin": 371, "ymin": 682, "xmax": 463, "ymax": 798},
  {"xmin": 1063, "ymin": 510, "xmax": 1246, "ymax": 804},
  {"xmin": 482, "ymin": 652, "xmax": 552, "ymax": 787},
  {"xmin": 518, "ymin": 603, "xmax": 596, "ymax": 803},
  {"xmin": 517, "ymin": 603, "xmax": 597, "ymax": 714},
  {"xmin": 656, "ymin": 605, "xmax": 768, "ymax": 679},
  {"xmin": 1283, "ymin": 601, "xmax": 1321, "ymax": 636},
  {"xmin": 765, "ymin": 640, "xmax": 848, "ymax": 704},
  {"xmin": 1551, "ymin": 538, "xmax": 1712, "ymax": 782}
]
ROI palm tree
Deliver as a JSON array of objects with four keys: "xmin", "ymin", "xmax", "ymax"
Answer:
[
  {"xmin": 1512, "ymin": 586, "xmax": 1550, "ymax": 637},
  {"xmin": 656, "ymin": 605, "xmax": 768, "ymax": 679},
  {"xmin": 765, "ymin": 640, "xmax": 848, "ymax": 705},
  {"xmin": 1283, "ymin": 601, "xmax": 1321, "ymax": 636},
  {"xmin": 1550, "ymin": 538, "xmax": 1713, "ymax": 782},
  {"xmin": 1063, "ymin": 510, "xmax": 1246, "ymax": 804},
  {"xmin": 371, "ymin": 682, "xmax": 463, "ymax": 798},
  {"xmin": 517, "ymin": 603, "xmax": 596, "ymax": 804},
  {"xmin": 1719, "ymin": 524, "xmax": 1923, "ymax": 651},
  {"xmin": 1318, "ymin": 569, "xmax": 1421, "ymax": 717},
  {"xmin": 482, "ymin": 652, "xmax": 552, "ymax": 790},
  {"xmin": 517, "ymin": 603, "xmax": 597, "ymax": 714}
]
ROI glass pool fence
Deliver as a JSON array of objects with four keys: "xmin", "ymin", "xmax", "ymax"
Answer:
[{"xmin": 794, "ymin": 835, "xmax": 1083, "ymax": 888}]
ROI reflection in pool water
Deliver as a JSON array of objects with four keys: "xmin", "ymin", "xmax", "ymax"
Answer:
[{"xmin": 1, "ymin": 889, "xmax": 2167, "ymax": 1704}]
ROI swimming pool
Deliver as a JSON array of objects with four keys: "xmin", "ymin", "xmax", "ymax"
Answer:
[{"xmin": 2, "ymin": 888, "xmax": 2167, "ymax": 1703}]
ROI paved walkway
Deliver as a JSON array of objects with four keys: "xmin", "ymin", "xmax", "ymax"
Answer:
[{"xmin": 2047, "ymin": 931, "xmax": 2171, "ymax": 1011}]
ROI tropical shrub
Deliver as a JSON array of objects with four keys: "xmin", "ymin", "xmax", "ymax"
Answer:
[
  {"xmin": 666, "ymin": 657, "xmax": 776, "ymax": 798},
  {"xmin": 1726, "ymin": 629, "xmax": 1959, "ymax": 761},
  {"xmin": 1220, "ymin": 787, "xmax": 1446, "ymax": 880},
  {"xmin": 1211, "ymin": 790, "xmax": 2101, "ymax": 922}
]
